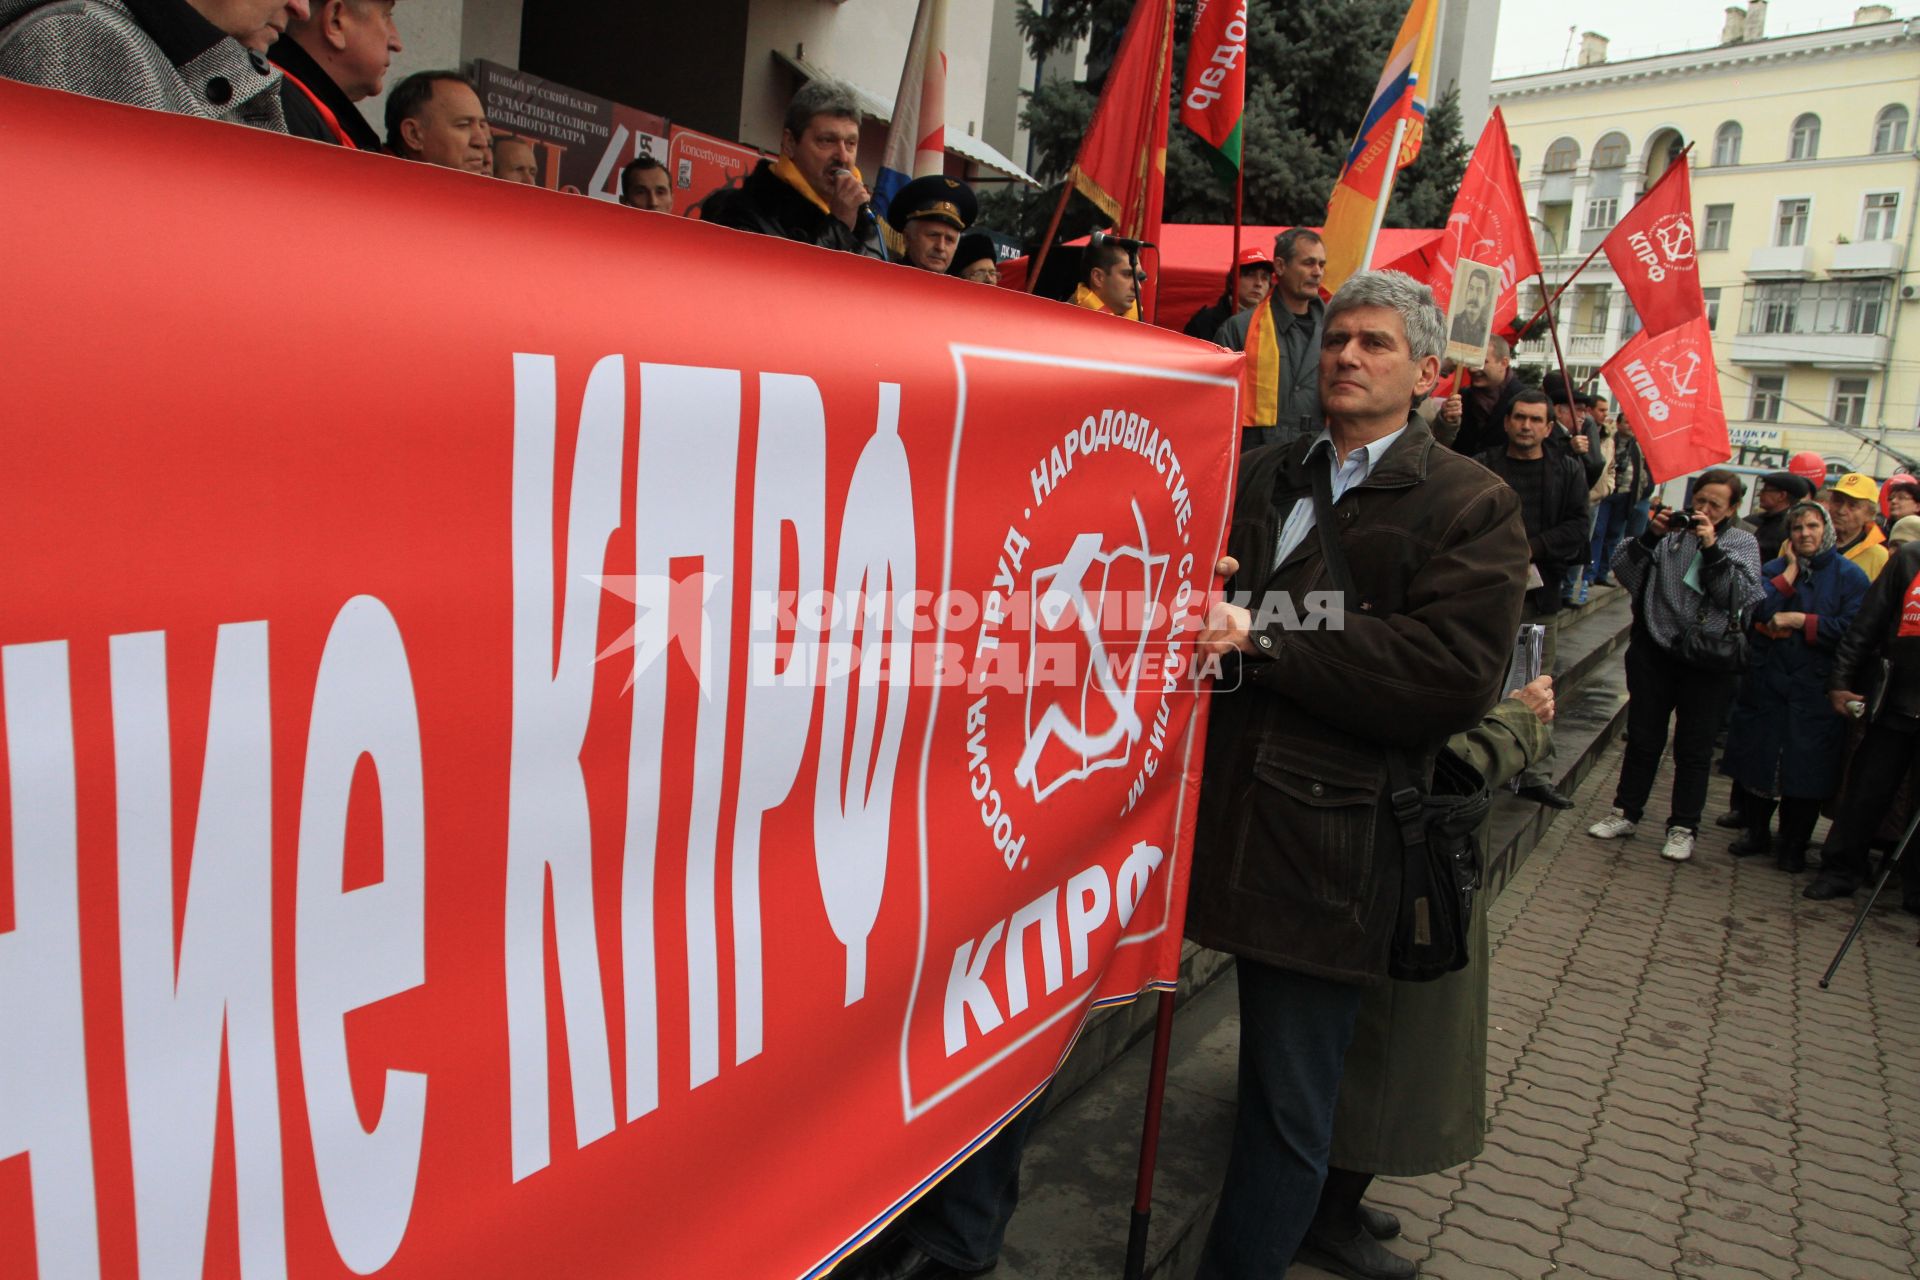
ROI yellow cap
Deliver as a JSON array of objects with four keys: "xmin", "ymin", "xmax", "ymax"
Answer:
[{"xmin": 1833, "ymin": 472, "xmax": 1881, "ymax": 503}]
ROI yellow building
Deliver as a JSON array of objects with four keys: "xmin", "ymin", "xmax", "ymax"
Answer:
[{"xmin": 1494, "ymin": 3, "xmax": 1920, "ymax": 478}]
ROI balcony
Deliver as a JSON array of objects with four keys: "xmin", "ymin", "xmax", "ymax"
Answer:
[
  {"xmin": 1733, "ymin": 281, "xmax": 1891, "ymax": 367},
  {"xmin": 1730, "ymin": 331, "xmax": 1890, "ymax": 367},
  {"xmin": 1831, "ymin": 239, "xmax": 1903, "ymax": 275},
  {"xmin": 1746, "ymin": 244, "xmax": 1813, "ymax": 278},
  {"xmin": 1566, "ymin": 333, "xmax": 1609, "ymax": 362}
]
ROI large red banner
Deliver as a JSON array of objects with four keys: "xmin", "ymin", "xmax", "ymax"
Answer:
[{"xmin": 0, "ymin": 81, "xmax": 1240, "ymax": 1279}]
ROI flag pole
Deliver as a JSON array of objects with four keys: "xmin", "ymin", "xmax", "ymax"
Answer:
[
  {"xmin": 1360, "ymin": 116, "xmax": 1410, "ymax": 273},
  {"xmin": 1026, "ymin": 175, "xmax": 1077, "ymax": 295},
  {"xmin": 1536, "ymin": 270, "xmax": 1581, "ymax": 404},
  {"xmin": 1231, "ymin": 163, "xmax": 1244, "ymax": 277},
  {"xmin": 1122, "ymin": 988, "xmax": 1178, "ymax": 1280}
]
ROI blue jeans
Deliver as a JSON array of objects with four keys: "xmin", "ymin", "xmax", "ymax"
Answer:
[
  {"xmin": 1624, "ymin": 498, "xmax": 1651, "ymax": 540},
  {"xmin": 1591, "ymin": 493, "xmax": 1633, "ymax": 583},
  {"xmin": 1196, "ymin": 959, "xmax": 1365, "ymax": 1279},
  {"xmin": 901, "ymin": 1090, "xmax": 1048, "ymax": 1269}
]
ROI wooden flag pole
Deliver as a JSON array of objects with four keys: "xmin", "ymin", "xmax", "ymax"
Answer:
[
  {"xmin": 1360, "ymin": 116, "xmax": 1410, "ymax": 273},
  {"xmin": 1536, "ymin": 270, "xmax": 1581, "ymax": 406}
]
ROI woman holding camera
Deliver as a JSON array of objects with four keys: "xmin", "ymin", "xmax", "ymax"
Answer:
[
  {"xmin": 1589, "ymin": 470, "xmax": 1765, "ymax": 861},
  {"xmin": 1722, "ymin": 502, "xmax": 1868, "ymax": 872}
]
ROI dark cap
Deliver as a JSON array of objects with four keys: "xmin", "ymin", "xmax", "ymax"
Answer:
[
  {"xmin": 948, "ymin": 231, "xmax": 998, "ymax": 276},
  {"xmin": 1760, "ymin": 471, "xmax": 1814, "ymax": 502},
  {"xmin": 886, "ymin": 174, "xmax": 977, "ymax": 233}
]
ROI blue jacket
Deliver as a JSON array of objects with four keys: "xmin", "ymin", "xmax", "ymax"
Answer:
[{"xmin": 1724, "ymin": 549, "xmax": 1870, "ymax": 798}]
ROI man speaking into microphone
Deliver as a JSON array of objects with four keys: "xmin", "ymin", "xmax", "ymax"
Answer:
[{"xmin": 705, "ymin": 78, "xmax": 887, "ymax": 259}]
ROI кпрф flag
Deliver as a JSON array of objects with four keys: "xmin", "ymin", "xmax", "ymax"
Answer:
[
  {"xmin": 1601, "ymin": 153, "xmax": 1705, "ymax": 338},
  {"xmin": 1319, "ymin": 0, "xmax": 1439, "ymax": 295},
  {"xmin": 1180, "ymin": 0, "xmax": 1248, "ymax": 177},
  {"xmin": 1601, "ymin": 316, "xmax": 1730, "ymax": 483},
  {"xmin": 1067, "ymin": 0, "xmax": 1176, "ymax": 245},
  {"xmin": 874, "ymin": 0, "xmax": 949, "ymax": 221}
]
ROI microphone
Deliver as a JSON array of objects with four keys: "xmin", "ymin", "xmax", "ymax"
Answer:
[
  {"xmin": 1090, "ymin": 228, "xmax": 1157, "ymax": 253},
  {"xmin": 830, "ymin": 166, "xmax": 888, "ymax": 262}
]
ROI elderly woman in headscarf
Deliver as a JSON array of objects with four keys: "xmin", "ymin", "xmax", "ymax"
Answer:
[{"xmin": 1723, "ymin": 500, "xmax": 1871, "ymax": 871}]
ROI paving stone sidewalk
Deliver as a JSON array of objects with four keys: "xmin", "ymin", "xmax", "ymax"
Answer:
[{"xmin": 1294, "ymin": 738, "xmax": 1920, "ymax": 1280}]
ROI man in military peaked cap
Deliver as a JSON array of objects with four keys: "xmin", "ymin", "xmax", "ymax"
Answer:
[{"xmin": 887, "ymin": 173, "xmax": 978, "ymax": 274}]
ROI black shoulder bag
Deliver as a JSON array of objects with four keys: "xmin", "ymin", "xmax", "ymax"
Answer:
[{"xmin": 1308, "ymin": 462, "xmax": 1489, "ymax": 981}]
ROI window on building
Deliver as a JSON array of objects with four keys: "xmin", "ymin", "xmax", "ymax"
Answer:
[
  {"xmin": 1738, "ymin": 281, "xmax": 1890, "ymax": 336},
  {"xmin": 1775, "ymin": 198, "xmax": 1810, "ymax": 247},
  {"xmin": 1702, "ymin": 287, "xmax": 1722, "ymax": 330},
  {"xmin": 1592, "ymin": 132, "xmax": 1629, "ymax": 169},
  {"xmin": 1621, "ymin": 296, "xmax": 1642, "ymax": 340},
  {"xmin": 1544, "ymin": 137, "xmax": 1580, "ymax": 173},
  {"xmin": 1510, "ymin": 144, "xmax": 1522, "ymax": 173},
  {"xmin": 1584, "ymin": 197, "xmax": 1619, "ymax": 230},
  {"xmin": 1703, "ymin": 203, "xmax": 1733, "ymax": 251},
  {"xmin": 1582, "ymin": 290, "xmax": 1612, "ymax": 336},
  {"xmin": 1833, "ymin": 377, "xmax": 1871, "ymax": 427},
  {"xmin": 1538, "ymin": 201, "xmax": 1573, "ymax": 254},
  {"xmin": 1713, "ymin": 121, "xmax": 1742, "ymax": 166},
  {"xmin": 1863, "ymin": 191, "xmax": 1900, "ymax": 241},
  {"xmin": 1844, "ymin": 281, "xmax": 1888, "ymax": 334},
  {"xmin": 1790, "ymin": 113, "xmax": 1821, "ymax": 160},
  {"xmin": 1750, "ymin": 375, "xmax": 1785, "ymax": 422},
  {"xmin": 1874, "ymin": 104, "xmax": 1909, "ymax": 155},
  {"xmin": 1755, "ymin": 284, "xmax": 1799, "ymax": 334}
]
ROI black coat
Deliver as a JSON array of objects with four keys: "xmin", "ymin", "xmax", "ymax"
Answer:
[
  {"xmin": 1184, "ymin": 295, "xmax": 1234, "ymax": 340},
  {"xmin": 1832, "ymin": 541, "xmax": 1920, "ymax": 717},
  {"xmin": 703, "ymin": 159, "xmax": 885, "ymax": 258},
  {"xmin": 1184, "ymin": 419, "xmax": 1528, "ymax": 984},
  {"xmin": 1476, "ymin": 447, "xmax": 1591, "ymax": 614},
  {"xmin": 1450, "ymin": 373, "xmax": 1519, "ymax": 457},
  {"xmin": 270, "ymin": 37, "xmax": 382, "ymax": 150}
]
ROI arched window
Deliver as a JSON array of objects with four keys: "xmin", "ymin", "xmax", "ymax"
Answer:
[
  {"xmin": 1592, "ymin": 131, "xmax": 1629, "ymax": 168},
  {"xmin": 1790, "ymin": 113, "xmax": 1821, "ymax": 161},
  {"xmin": 1874, "ymin": 104, "xmax": 1909, "ymax": 154},
  {"xmin": 1713, "ymin": 121, "xmax": 1742, "ymax": 166},
  {"xmin": 1544, "ymin": 137, "xmax": 1580, "ymax": 173}
]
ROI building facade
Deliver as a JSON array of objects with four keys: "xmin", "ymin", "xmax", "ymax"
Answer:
[
  {"xmin": 351, "ymin": 0, "xmax": 1044, "ymax": 197},
  {"xmin": 1494, "ymin": 4, "xmax": 1920, "ymax": 476}
]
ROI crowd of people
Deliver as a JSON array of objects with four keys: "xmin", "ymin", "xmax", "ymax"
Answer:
[{"xmin": 9, "ymin": 9, "xmax": 1920, "ymax": 1280}]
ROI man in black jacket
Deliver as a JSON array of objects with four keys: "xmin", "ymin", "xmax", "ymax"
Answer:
[
  {"xmin": 1749, "ymin": 471, "xmax": 1815, "ymax": 563},
  {"xmin": 1478, "ymin": 389, "xmax": 1588, "ymax": 808},
  {"xmin": 703, "ymin": 78, "xmax": 885, "ymax": 258},
  {"xmin": 1444, "ymin": 335, "xmax": 1519, "ymax": 457},
  {"xmin": 1187, "ymin": 270, "xmax": 1527, "ymax": 1278},
  {"xmin": 1806, "ymin": 541, "xmax": 1920, "ymax": 899},
  {"xmin": 265, "ymin": 0, "xmax": 397, "ymax": 149}
]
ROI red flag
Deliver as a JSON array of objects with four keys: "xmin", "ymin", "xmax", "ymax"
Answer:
[
  {"xmin": 1401, "ymin": 108, "xmax": 1539, "ymax": 338},
  {"xmin": 1070, "ymin": 0, "xmax": 1175, "ymax": 247},
  {"xmin": 1179, "ymin": 0, "xmax": 1248, "ymax": 172},
  {"xmin": 1602, "ymin": 155, "xmax": 1703, "ymax": 337},
  {"xmin": 1601, "ymin": 316, "xmax": 1730, "ymax": 483}
]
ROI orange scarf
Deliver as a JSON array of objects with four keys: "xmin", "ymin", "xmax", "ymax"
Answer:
[{"xmin": 1072, "ymin": 283, "xmax": 1139, "ymax": 320}]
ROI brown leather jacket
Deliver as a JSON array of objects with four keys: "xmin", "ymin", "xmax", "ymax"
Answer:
[{"xmin": 1184, "ymin": 418, "xmax": 1528, "ymax": 984}]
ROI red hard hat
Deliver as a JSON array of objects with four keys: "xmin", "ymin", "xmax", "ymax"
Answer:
[{"xmin": 1787, "ymin": 451, "xmax": 1826, "ymax": 485}]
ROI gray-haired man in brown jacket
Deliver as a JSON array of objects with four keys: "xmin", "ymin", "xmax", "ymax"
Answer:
[{"xmin": 1189, "ymin": 270, "xmax": 1528, "ymax": 1278}]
